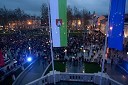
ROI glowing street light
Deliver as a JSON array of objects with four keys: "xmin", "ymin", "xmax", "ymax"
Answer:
[
  {"xmin": 29, "ymin": 47, "xmax": 31, "ymax": 54},
  {"xmin": 64, "ymin": 49, "xmax": 67, "ymax": 53},
  {"xmin": 64, "ymin": 49, "xmax": 67, "ymax": 60},
  {"xmin": 29, "ymin": 47, "xmax": 31, "ymax": 50},
  {"xmin": 83, "ymin": 50, "xmax": 86, "ymax": 53},
  {"xmin": 127, "ymin": 52, "xmax": 128, "ymax": 55},
  {"xmin": 110, "ymin": 26, "xmax": 113, "ymax": 30},
  {"xmin": 27, "ymin": 57, "xmax": 32, "ymax": 62},
  {"xmin": 124, "ymin": 34, "xmax": 127, "ymax": 38},
  {"xmin": 28, "ymin": 21, "xmax": 32, "ymax": 25},
  {"xmin": 83, "ymin": 50, "xmax": 86, "ymax": 60},
  {"xmin": 78, "ymin": 20, "xmax": 81, "ymax": 25}
]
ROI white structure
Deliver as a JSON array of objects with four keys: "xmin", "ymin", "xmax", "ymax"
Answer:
[{"xmin": 26, "ymin": 71, "xmax": 123, "ymax": 85}]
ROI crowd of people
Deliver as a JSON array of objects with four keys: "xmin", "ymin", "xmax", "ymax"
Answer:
[
  {"xmin": 0, "ymin": 30, "xmax": 51, "ymax": 72},
  {"xmin": 0, "ymin": 28, "xmax": 127, "ymax": 76}
]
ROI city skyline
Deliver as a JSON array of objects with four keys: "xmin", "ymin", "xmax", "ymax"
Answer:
[{"xmin": 0, "ymin": 0, "xmax": 128, "ymax": 16}]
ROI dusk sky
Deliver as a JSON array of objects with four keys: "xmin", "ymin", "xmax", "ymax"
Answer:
[{"xmin": 0, "ymin": 0, "xmax": 128, "ymax": 16}]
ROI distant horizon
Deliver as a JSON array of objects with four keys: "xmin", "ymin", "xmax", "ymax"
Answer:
[
  {"xmin": 0, "ymin": 0, "xmax": 128, "ymax": 16},
  {"xmin": 0, "ymin": 6, "xmax": 127, "ymax": 17}
]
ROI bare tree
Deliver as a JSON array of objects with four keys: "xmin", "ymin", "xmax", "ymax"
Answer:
[
  {"xmin": 0, "ymin": 7, "xmax": 31, "ymax": 30},
  {"xmin": 82, "ymin": 9, "xmax": 91, "ymax": 27},
  {"xmin": 73, "ymin": 6, "xmax": 81, "ymax": 20},
  {"xmin": 67, "ymin": 6, "xmax": 73, "ymax": 29},
  {"xmin": 41, "ymin": 3, "xmax": 48, "ymax": 26},
  {"xmin": 0, "ymin": 7, "xmax": 9, "ymax": 30}
]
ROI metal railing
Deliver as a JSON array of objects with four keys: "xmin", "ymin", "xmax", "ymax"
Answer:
[
  {"xmin": 26, "ymin": 71, "xmax": 123, "ymax": 85},
  {"xmin": 12, "ymin": 59, "xmax": 37, "ymax": 85}
]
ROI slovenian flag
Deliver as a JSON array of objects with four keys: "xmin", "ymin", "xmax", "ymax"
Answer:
[
  {"xmin": 108, "ymin": 0, "xmax": 126, "ymax": 50},
  {"xmin": 50, "ymin": 0, "xmax": 67, "ymax": 47}
]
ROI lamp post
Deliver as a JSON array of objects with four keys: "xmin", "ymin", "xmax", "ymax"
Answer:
[
  {"xmin": 29, "ymin": 47, "xmax": 31, "ymax": 55},
  {"xmin": 78, "ymin": 20, "xmax": 81, "ymax": 26},
  {"xmin": 89, "ymin": 45, "xmax": 93, "ymax": 59},
  {"xmin": 64, "ymin": 49, "xmax": 67, "ymax": 60},
  {"xmin": 83, "ymin": 50, "xmax": 86, "ymax": 60}
]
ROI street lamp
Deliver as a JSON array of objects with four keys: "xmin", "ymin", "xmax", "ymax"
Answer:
[
  {"xmin": 83, "ymin": 50, "xmax": 86, "ymax": 60},
  {"xmin": 29, "ymin": 47, "xmax": 31, "ymax": 54},
  {"xmin": 78, "ymin": 20, "xmax": 81, "ymax": 25},
  {"xmin": 27, "ymin": 57, "xmax": 32, "ymax": 62},
  {"xmin": 64, "ymin": 49, "xmax": 67, "ymax": 60},
  {"xmin": 29, "ymin": 47, "xmax": 31, "ymax": 50},
  {"xmin": 124, "ymin": 34, "xmax": 127, "ymax": 38},
  {"xmin": 110, "ymin": 26, "xmax": 113, "ymax": 30},
  {"xmin": 28, "ymin": 21, "xmax": 32, "ymax": 25}
]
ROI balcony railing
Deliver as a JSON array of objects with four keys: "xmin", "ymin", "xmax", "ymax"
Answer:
[{"xmin": 26, "ymin": 71, "xmax": 123, "ymax": 85}]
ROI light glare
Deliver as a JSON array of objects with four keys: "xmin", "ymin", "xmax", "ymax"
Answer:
[{"xmin": 27, "ymin": 57, "xmax": 32, "ymax": 62}]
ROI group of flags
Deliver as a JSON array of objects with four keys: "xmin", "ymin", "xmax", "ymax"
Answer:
[{"xmin": 50, "ymin": 0, "xmax": 126, "ymax": 51}]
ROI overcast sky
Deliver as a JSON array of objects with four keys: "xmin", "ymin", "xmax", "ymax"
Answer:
[{"xmin": 0, "ymin": 0, "xmax": 128, "ymax": 16}]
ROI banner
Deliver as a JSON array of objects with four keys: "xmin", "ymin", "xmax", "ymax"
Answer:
[
  {"xmin": 108, "ymin": 0, "xmax": 126, "ymax": 50},
  {"xmin": 50, "ymin": 0, "xmax": 67, "ymax": 47}
]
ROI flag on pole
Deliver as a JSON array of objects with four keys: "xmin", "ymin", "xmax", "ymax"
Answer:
[
  {"xmin": 108, "ymin": 0, "xmax": 126, "ymax": 50},
  {"xmin": 50, "ymin": 0, "xmax": 67, "ymax": 47}
]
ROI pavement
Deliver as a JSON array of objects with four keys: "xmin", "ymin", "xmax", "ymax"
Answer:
[
  {"xmin": 106, "ymin": 64, "xmax": 128, "ymax": 85},
  {"xmin": 14, "ymin": 59, "xmax": 48, "ymax": 85},
  {"xmin": 66, "ymin": 59, "xmax": 128, "ymax": 85},
  {"xmin": 66, "ymin": 61, "xmax": 83, "ymax": 73}
]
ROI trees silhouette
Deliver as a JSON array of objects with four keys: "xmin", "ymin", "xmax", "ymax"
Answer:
[{"xmin": 0, "ymin": 7, "xmax": 30, "ymax": 30}]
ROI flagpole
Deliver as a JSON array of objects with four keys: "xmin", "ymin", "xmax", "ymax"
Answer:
[
  {"xmin": 47, "ymin": 0, "xmax": 55, "ymax": 84},
  {"xmin": 100, "ymin": 0, "xmax": 111, "ymax": 85}
]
